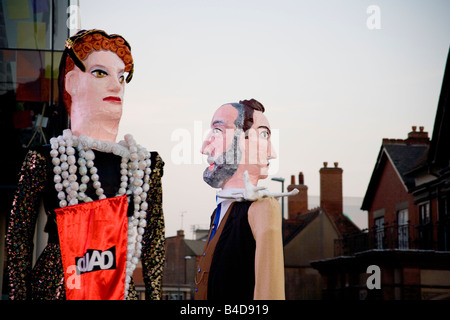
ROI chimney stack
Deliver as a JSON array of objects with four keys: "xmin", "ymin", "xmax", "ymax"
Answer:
[
  {"xmin": 287, "ymin": 172, "xmax": 308, "ymax": 219},
  {"xmin": 406, "ymin": 125, "xmax": 429, "ymax": 145},
  {"xmin": 383, "ymin": 126, "xmax": 429, "ymax": 146},
  {"xmin": 320, "ymin": 162, "xmax": 343, "ymax": 216},
  {"xmin": 177, "ymin": 230, "xmax": 185, "ymax": 238}
]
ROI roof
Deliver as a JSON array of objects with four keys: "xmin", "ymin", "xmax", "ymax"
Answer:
[
  {"xmin": 428, "ymin": 47, "xmax": 450, "ymax": 171},
  {"xmin": 283, "ymin": 208, "xmax": 360, "ymax": 245},
  {"xmin": 361, "ymin": 143, "xmax": 429, "ymax": 211},
  {"xmin": 329, "ymin": 212, "xmax": 361, "ymax": 236},
  {"xmin": 283, "ymin": 209, "xmax": 321, "ymax": 244},
  {"xmin": 361, "ymin": 48, "xmax": 450, "ymax": 210},
  {"xmin": 384, "ymin": 143, "xmax": 430, "ymax": 189},
  {"xmin": 184, "ymin": 239, "xmax": 205, "ymax": 256},
  {"xmin": 361, "ymin": 142, "xmax": 429, "ymax": 210}
]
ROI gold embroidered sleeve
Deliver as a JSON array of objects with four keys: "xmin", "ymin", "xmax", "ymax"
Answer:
[
  {"xmin": 6, "ymin": 150, "xmax": 47, "ymax": 300},
  {"xmin": 142, "ymin": 152, "xmax": 166, "ymax": 300}
]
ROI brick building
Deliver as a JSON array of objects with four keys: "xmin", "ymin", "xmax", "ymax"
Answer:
[
  {"xmin": 311, "ymin": 49, "xmax": 450, "ymax": 300},
  {"xmin": 283, "ymin": 163, "xmax": 360, "ymax": 299},
  {"xmin": 161, "ymin": 229, "xmax": 204, "ymax": 300},
  {"xmin": 363, "ymin": 126, "xmax": 430, "ymax": 235},
  {"xmin": 161, "ymin": 162, "xmax": 360, "ymax": 300}
]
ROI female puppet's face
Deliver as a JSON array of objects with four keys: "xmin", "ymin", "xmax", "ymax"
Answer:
[{"xmin": 65, "ymin": 50, "xmax": 126, "ymax": 142}]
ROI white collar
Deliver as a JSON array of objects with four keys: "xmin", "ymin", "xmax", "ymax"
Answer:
[{"xmin": 216, "ymin": 188, "xmax": 244, "ymax": 205}]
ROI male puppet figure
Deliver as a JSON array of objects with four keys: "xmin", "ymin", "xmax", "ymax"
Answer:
[{"xmin": 195, "ymin": 99, "xmax": 293, "ymax": 300}]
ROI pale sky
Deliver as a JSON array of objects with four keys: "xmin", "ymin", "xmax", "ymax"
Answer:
[{"xmin": 78, "ymin": 0, "xmax": 450, "ymax": 238}]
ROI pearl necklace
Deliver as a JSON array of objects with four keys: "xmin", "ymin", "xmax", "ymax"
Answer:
[{"xmin": 50, "ymin": 129, "xmax": 151, "ymax": 299}]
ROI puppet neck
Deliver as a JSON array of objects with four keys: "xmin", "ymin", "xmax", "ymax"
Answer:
[
  {"xmin": 70, "ymin": 115, "xmax": 120, "ymax": 142},
  {"xmin": 222, "ymin": 166, "xmax": 260, "ymax": 189}
]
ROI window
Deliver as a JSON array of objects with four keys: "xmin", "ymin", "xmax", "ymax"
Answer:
[
  {"xmin": 0, "ymin": 0, "xmax": 70, "ymax": 186},
  {"xmin": 418, "ymin": 202, "xmax": 432, "ymax": 249},
  {"xmin": 397, "ymin": 209, "xmax": 409, "ymax": 249},
  {"xmin": 419, "ymin": 202, "xmax": 431, "ymax": 225},
  {"xmin": 374, "ymin": 217, "xmax": 384, "ymax": 249},
  {"xmin": 438, "ymin": 195, "xmax": 450, "ymax": 251}
]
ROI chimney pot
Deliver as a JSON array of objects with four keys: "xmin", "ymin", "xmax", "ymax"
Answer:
[
  {"xmin": 334, "ymin": 162, "xmax": 339, "ymax": 168},
  {"xmin": 298, "ymin": 172, "xmax": 304, "ymax": 185},
  {"xmin": 419, "ymin": 126, "xmax": 424, "ymax": 132},
  {"xmin": 412, "ymin": 126, "xmax": 417, "ymax": 132},
  {"xmin": 323, "ymin": 162, "xmax": 328, "ymax": 168},
  {"xmin": 291, "ymin": 175, "xmax": 295, "ymax": 185}
]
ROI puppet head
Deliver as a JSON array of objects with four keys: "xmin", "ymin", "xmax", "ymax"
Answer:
[
  {"xmin": 201, "ymin": 99, "xmax": 277, "ymax": 189},
  {"xmin": 58, "ymin": 29, "xmax": 134, "ymax": 142}
]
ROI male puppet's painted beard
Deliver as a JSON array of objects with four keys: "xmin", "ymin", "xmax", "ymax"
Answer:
[{"xmin": 203, "ymin": 135, "xmax": 242, "ymax": 189}]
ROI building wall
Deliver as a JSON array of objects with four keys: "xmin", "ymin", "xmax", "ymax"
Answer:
[
  {"xmin": 421, "ymin": 269, "xmax": 450, "ymax": 299},
  {"xmin": 284, "ymin": 267, "xmax": 322, "ymax": 300},
  {"xmin": 284, "ymin": 213, "xmax": 338, "ymax": 266},
  {"xmin": 368, "ymin": 158, "xmax": 417, "ymax": 228},
  {"xmin": 164, "ymin": 231, "xmax": 188, "ymax": 286},
  {"xmin": 284, "ymin": 212, "xmax": 339, "ymax": 299},
  {"xmin": 162, "ymin": 230, "xmax": 199, "ymax": 300}
]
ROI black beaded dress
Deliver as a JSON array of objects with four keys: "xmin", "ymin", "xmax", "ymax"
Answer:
[{"xmin": 6, "ymin": 145, "xmax": 165, "ymax": 300}]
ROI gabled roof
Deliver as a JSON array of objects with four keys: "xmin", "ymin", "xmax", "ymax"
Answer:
[
  {"xmin": 384, "ymin": 144, "xmax": 430, "ymax": 189},
  {"xmin": 361, "ymin": 143, "xmax": 429, "ymax": 211},
  {"xmin": 184, "ymin": 239, "xmax": 206, "ymax": 256},
  {"xmin": 283, "ymin": 208, "xmax": 361, "ymax": 245},
  {"xmin": 329, "ymin": 212, "xmax": 361, "ymax": 236},
  {"xmin": 362, "ymin": 48, "xmax": 450, "ymax": 211},
  {"xmin": 428, "ymin": 47, "xmax": 450, "ymax": 172},
  {"xmin": 283, "ymin": 209, "xmax": 321, "ymax": 245}
]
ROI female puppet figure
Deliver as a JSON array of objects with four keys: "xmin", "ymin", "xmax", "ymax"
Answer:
[{"xmin": 6, "ymin": 29, "xmax": 165, "ymax": 300}]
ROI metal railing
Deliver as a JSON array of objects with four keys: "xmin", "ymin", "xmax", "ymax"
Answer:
[{"xmin": 334, "ymin": 221, "xmax": 450, "ymax": 256}]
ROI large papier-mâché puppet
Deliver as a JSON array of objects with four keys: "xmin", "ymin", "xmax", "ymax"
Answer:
[
  {"xmin": 195, "ymin": 99, "xmax": 298, "ymax": 300},
  {"xmin": 6, "ymin": 29, "xmax": 165, "ymax": 300}
]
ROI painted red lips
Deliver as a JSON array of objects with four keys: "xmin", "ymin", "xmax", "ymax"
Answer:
[{"xmin": 103, "ymin": 96, "xmax": 121, "ymax": 103}]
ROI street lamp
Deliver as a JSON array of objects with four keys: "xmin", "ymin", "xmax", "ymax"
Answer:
[
  {"xmin": 271, "ymin": 177, "xmax": 285, "ymax": 219},
  {"xmin": 184, "ymin": 256, "xmax": 193, "ymax": 300},
  {"xmin": 177, "ymin": 255, "xmax": 193, "ymax": 300}
]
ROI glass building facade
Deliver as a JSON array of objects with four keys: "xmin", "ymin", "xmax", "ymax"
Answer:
[{"xmin": 0, "ymin": 0, "xmax": 70, "ymax": 299}]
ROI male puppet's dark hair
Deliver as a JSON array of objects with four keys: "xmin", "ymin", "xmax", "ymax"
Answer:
[
  {"xmin": 230, "ymin": 98, "xmax": 265, "ymax": 138},
  {"xmin": 239, "ymin": 99, "xmax": 265, "ymax": 133}
]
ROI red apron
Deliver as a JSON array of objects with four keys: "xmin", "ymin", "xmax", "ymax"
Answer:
[{"xmin": 55, "ymin": 195, "xmax": 128, "ymax": 300}]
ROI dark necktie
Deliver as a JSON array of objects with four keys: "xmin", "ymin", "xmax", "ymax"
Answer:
[{"xmin": 208, "ymin": 202, "xmax": 222, "ymax": 243}]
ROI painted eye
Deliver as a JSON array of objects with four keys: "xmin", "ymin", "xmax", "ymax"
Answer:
[
  {"xmin": 213, "ymin": 128, "xmax": 222, "ymax": 134},
  {"xmin": 260, "ymin": 130, "xmax": 269, "ymax": 139},
  {"xmin": 119, "ymin": 75, "xmax": 125, "ymax": 83},
  {"xmin": 91, "ymin": 69, "xmax": 108, "ymax": 78}
]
